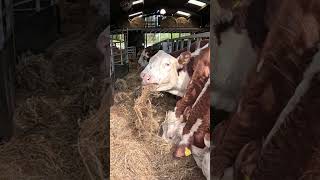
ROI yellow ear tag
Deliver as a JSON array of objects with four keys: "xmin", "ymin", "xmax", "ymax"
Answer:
[
  {"xmin": 185, "ymin": 147, "xmax": 192, "ymax": 156},
  {"xmin": 244, "ymin": 175, "xmax": 250, "ymax": 180}
]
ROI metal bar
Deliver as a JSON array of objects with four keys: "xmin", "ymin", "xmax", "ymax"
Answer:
[
  {"xmin": 180, "ymin": 40, "xmax": 184, "ymax": 50},
  {"xmin": 14, "ymin": 8, "xmax": 35, "ymax": 11},
  {"xmin": 36, "ymin": 0, "xmax": 41, "ymax": 12},
  {"xmin": 111, "ymin": 27, "xmax": 206, "ymax": 34},
  {"xmin": 187, "ymin": 39, "xmax": 191, "ymax": 51},
  {"xmin": 126, "ymin": 28, "xmax": 128, "ymax": 64},
  {"xmin": 196, "ymin": 38, "xmax": 201, "ymax": 49},
  {"xmin": 13, "ymin": 0, "xmax": 33, "ymax": 7},
  {"xmin": 175, "ymin": 41, "xmax": 179, "ymax": 51}
]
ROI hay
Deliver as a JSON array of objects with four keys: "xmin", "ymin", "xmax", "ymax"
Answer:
[
  {"xmin": 108, "ymin": 69, "xmax": 205, "ymax": 180},
  {"xmin": 16, "ymin": 52, "xmax": 57, "ymax": 93},
  {"xmin": 0, "ymin": 135, "xmax": 64, "ymax": 179},
  {"xmin": 0, "ymin": 24, "xmax": 106, "ymax": 179},
  {"xmin": 160, "ymin": 16, "xmax": 178, "ymax": 28},
  {"xmin": 176, "ymin": 17, "xmax": 193, "ymax": 28},
  {"xmin": 129, "ymin": 17, "xmax": 146, "ymax": 28}
]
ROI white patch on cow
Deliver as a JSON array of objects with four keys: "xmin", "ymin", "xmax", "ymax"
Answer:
[
  {"xmin": 202, "ymin": 151, "xmax": 210, "ymax": 180},
  {"xmin": 212, "ymin": 27, "xmax": 257, "ymax": 112},
  {"xmin": 141, "ymin": 50, "xmax": 191, "ymax": 97},
  {"xmin": 167, "ymin": 70, "xmax": 191, "ymax": 96},
  {"xmin": 204, "ymin": 136, "xmax": 210, "ymax": 148},
  {"xmin": 263, "ymin": 50, "xmax": 320, "ymax": 148},
  {"xmin": 192, "ymin": 145, "xmax": 207, "ymax": 167},
  {"xmin": 138, "ymin": 49, "xmax": 149, "ymax": 67},
  {"xmin": 192, "ymin": 77, "xmax": 210, "ymax": 109},
  {"xmin": 180, "ymin": 119, "xmax": 203, "ymax": 145},
  {"xmin": 161, "ymin": 110, "xmax": 185, "ymax": 144},
  {"xmin": 191, "ymin": 43, "xmax": 209, "ymax": 57}
]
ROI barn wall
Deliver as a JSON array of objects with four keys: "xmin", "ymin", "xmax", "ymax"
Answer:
[
  {"xmin": 14, "ymin": 6, "xmax": 59, "ymax": 54},
  {"xmin": 0, "ymin": 36, "xmax": 15, "ymax": 140}
]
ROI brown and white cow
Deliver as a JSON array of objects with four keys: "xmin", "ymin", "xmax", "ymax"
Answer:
[
  {"xmin": 211, "ymin": 0, "xmax": 320, "ymax": 179},
  {"xmin": 140, "ymin": 40, "xmax": 209, "ymax": 97}
]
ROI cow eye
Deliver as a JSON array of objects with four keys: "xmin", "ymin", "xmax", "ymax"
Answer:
[{"xmin": 165, "ymin": 63, "xmax": 170, "ymax": 66}]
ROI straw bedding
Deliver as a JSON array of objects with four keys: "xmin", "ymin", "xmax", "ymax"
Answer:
[
  {"xmin": 0, "ymin": 28, "xmax": 105, "ymax": 179},
  {"xmin": 110, "ymin": 68, "xmax": 206, "ymax": 180}
]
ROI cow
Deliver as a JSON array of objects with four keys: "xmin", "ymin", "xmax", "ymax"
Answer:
[
  {"xmin": 211, "ymin": 0, "xmax": 320, "ymax": 179},
  {"xmin": 138, "ymin": 39, "xmax": 210, "ymax": 68},
  {"xmin": 161, "ymin": 112, "xmax": 211, "ymax": 180},
  {"xmin": 140, "ymin": 40, "xmax": 209, "ymax": 97}
]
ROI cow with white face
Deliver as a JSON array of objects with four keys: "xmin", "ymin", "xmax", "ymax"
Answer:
[{"xmin": 140, "ymin": 50, "xmax": 191, "ymax": 97}]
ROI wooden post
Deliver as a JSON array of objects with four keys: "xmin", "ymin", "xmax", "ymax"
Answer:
[{"xmin": 0, "ymin": 0, "xmax": 4, "ymax": 50}]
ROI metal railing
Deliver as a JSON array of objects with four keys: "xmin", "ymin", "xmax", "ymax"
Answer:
[
  {"xmin": 153, "ymin": 32, "xmax": 210, "ymax": 53},
  {"xmin": 13, "ymin": 0, "xmax": 55, "ymax": 12}
]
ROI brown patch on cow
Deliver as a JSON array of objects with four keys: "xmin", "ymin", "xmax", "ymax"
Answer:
[
  {"xmin": 193, "ymin": 131, "xmax": 206, "ymax": 149},
  {"xmin": 260, "ymin": 83, "xmax": 275, "ymax": 112},
  {"xmin": 178, "ymin": 52, "xmax": 192, "ymax": 65}
]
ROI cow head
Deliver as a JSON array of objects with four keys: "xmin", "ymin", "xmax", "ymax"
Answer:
[
  {"xmin": 138, "ymin": 49, "xmax": 150, "ymax": 67},
  {"xmin": 140, "ymin": 50, "xmax": 184, "ymax": 90},
  {"xmin": 160, "ymin": 110, "xmax": 184, "ymax": 144}
]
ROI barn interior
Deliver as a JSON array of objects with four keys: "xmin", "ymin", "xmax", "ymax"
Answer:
[
  {"xmin": 0, "ymin": 0, "xmax": 210, "ymax": 179},
  {"xmin": 109, "ymin": 0, "xmax": 210, "ymax": 179},
  {"xmin": 0, "ymin": 0, "xmax": 110, "ymax": 179}
]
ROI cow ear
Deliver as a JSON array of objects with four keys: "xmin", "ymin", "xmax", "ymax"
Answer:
[{"xmin": 178, "ymin": 52, "xmax": 192, "ymax": 65}]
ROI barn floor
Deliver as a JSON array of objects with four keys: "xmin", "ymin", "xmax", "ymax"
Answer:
[
  {"xmin": 0, "ymin": 29, "xmax": 107, "ymax": 179},
  {"xmin": 110, "ymin": 63, "xmax": 206, "ymax": 180}
]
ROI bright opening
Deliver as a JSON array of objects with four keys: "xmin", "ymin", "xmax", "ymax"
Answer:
[
  {"xmin": 187, "ymin": 0, "xmax": 207, "ymax": 7},
  {"xmin": 176, "ymin": 11, "xmax": 191, "ymax": 17},
  {"xmin": 129, "ymin": 11, "xmax": 143, "ymax": 17},
  {"xmin": 132, "ymin": 0, "xmax": 143, "ymax": 5},
  {"xmin": 160, "ymin": 9, "xmax": 166, "ymax": 15}
]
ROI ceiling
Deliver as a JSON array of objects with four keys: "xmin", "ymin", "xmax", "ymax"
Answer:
[{"xmin": 110, "ymin": 0, "xmax": 210, "ymax": 28}]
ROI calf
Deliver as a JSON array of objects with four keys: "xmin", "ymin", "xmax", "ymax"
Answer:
[
  {"xmin": 140, "ymin": 40, "xmax": 209, "ymax": 97},
  {"xmin": 172, "ymin": 47, "xmax": 211, "ymax": 157}
]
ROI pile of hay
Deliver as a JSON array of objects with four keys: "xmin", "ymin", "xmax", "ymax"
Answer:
[
  {"xmin": 0, "ymin": 28, "xmax": 105, "ymax": 179},
  {"xmin": 160, "ymin": 16, "xmax": 178, "ymax": 28},
  {"xmin": 129, "ymin": 17, "xmax": 146, "ymax": 28},
  {"xmin": 176, "ymin": 17, "xmax": 193, "ymax": 28},
  {"xmin": 108, "ymin": 69, "xmax": 206, "ymax": 179},
  {"xmin": 15, "ymin": 52, "xmax": 57, "ymax": 93}
]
